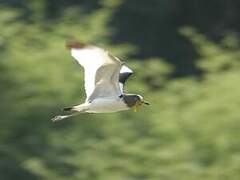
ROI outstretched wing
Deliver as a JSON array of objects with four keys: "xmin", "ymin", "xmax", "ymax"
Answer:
[
  {"xmin": 67, "ymin": 42, "xmax": 123, "ymax": 102},
  {"xmin": 119, "ymin": 65, "xmax": 133, "ymax": 93}
]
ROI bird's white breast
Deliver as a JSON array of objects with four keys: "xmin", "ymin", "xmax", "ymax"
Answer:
[{"xmin": 86, "ymin": 97, "xmax": 129, "ymax": 113}]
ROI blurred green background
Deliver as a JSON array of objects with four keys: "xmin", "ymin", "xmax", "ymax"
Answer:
[{"xmin": 1, "ymin": 0, "xmax": 240, "ymax": 179}]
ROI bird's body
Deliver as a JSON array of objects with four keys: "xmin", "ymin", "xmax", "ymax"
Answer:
[
  {"xmin": 75, "ymin": 97, "xmax": 129, "ymax": 113},
  {"xmin": 51, "ymin": 42, "xmax": 149, "ymax": 122}
]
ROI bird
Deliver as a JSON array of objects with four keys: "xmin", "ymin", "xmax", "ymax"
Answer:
[{"xmin": 51, "ymin": 42, "xmax": 149, "ymax": 122}]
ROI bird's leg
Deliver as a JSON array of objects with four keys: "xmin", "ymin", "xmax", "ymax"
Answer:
[
  {"xmin": 51, "ymin": 112, "xmax": 79, "ymax": 122},
  {"xmin": 51, "ymin": 106, "xmax": 89, "ymax": 122}
]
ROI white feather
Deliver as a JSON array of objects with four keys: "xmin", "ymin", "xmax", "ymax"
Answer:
[
  {"xmin": 119, "ymin": 65, "xmax": 133, "ymax": 93},
  {"xmin": 120, "ymin": 65, "xmax": 133, "ymax": 74},
  {"xmin": 70, "ymin": 46, "xmax": 122, "ymax": 102}
]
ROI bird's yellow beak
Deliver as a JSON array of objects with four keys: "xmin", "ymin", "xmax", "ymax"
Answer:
[{"xmin": 133, "ymin": 100, "xmax": 150, "ymax": 112}]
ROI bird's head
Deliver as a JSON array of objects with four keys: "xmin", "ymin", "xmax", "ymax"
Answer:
[{"xmin": 123, "ymin": 94, "xmax": 150, "ymax": 112}]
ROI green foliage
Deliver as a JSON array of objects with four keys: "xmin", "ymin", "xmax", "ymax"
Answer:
[{"xmin": 0, "ymin": 1, "xmax": 240, "ymax": 180}]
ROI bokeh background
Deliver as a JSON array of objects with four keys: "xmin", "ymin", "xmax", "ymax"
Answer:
[{"xmin": 1, "ymin": 0, "xmax": 240, "ymax": 179}]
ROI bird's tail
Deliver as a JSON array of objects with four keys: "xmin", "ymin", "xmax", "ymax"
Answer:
[
  {"xmin": 51, "ymin": 105, "xmax": 89, "ymax": 122},
  {"xmin": 63, "ymin": 107, "xmax": 74, "ymax": 111}
]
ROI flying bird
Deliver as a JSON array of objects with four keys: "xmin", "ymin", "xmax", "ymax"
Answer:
[{"xmin": 51, "ymin": 42, "xmax": 149, "ymax": 122}]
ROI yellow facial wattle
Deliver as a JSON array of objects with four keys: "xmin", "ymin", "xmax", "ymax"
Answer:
[{"xmin": 133, "ymin": 101, "xmax": 143, "ymax": 112}]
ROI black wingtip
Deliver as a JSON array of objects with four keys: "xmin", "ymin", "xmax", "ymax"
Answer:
[{"xmin": 119, "ymin": 72, "xmax": 133, "ymax": 84}]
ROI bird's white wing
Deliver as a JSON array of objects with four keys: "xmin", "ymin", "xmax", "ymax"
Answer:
[
  {"xmin": 69, "ymin": 43, "xmax": 123, "ymax": 102},
  {"xmin": 87, "ymin": 63, "xmax": 122, "ymax": 102},
  {"xmin": 119, "ymin": 65, "xmax": 133, "ymax": 93}
]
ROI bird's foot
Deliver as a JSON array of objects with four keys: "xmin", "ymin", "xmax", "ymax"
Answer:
[{"xmin": 51, "ymin": 115, "xmax": 68, "ymax": 122}]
